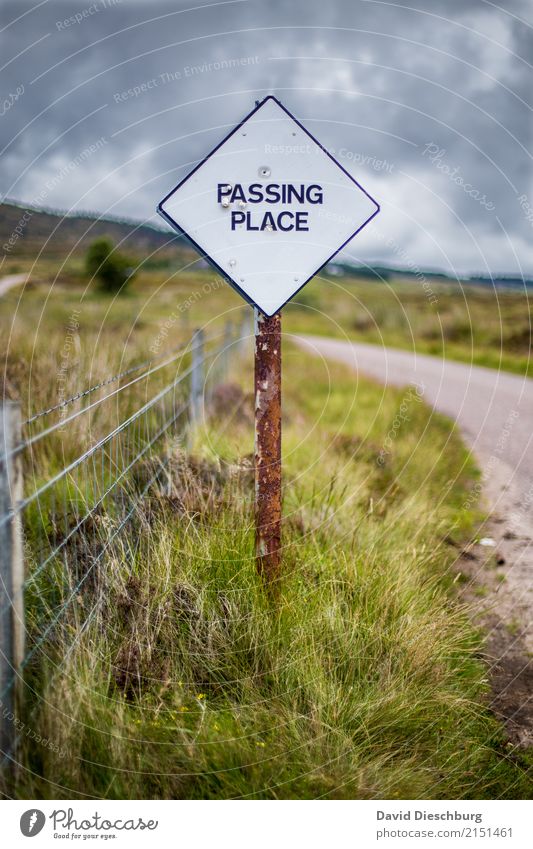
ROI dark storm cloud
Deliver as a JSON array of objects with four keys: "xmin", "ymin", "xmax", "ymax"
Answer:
[{"xmin": 0, "ymin": 0, "xmax": 531, "ymax": 274}]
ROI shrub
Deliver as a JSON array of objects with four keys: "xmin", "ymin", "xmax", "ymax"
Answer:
[{"xmin": 85, "ymin": 236, "xmax": 135, "ymax": 293}]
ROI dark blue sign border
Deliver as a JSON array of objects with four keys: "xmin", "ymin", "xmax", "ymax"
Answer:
[{"xmin": 157, "ymin": 95, "xmax": 380, "ymax": 316}]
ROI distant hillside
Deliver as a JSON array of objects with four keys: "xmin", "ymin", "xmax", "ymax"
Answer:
[
  {"xmin": 0, "ymin": 200, "xmax": 193, "ymax": 263},
  {"xmin": 2, "ymin": 200, "xmax": 531, "ymax": 288},
  {"xmin": 326, "ymin": 260, "xmax": 533, "ymax": 289}
]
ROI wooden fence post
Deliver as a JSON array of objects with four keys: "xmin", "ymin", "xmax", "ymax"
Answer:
[
  {"xmin": 222, "ymin": 320, "xmax": 233, "ymax": 382},
  {"xmin": 254, "ymin": 309, "xmax": 282, "ymax": 582},
  {"xmin": 0, "ymin": 402, "xmax": 24, "ymax": 761}
]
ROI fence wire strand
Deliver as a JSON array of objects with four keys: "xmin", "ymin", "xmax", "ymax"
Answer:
[
  {"xmin": 1, "ymin": 337, "xmax": 224, "ymax": 525},
  {"xmin": 22, "ymin": 328, "xmax": 224, "ymax": 426},
  {"xmin": 0, "ymin": 319, "xmax": 250, "ymax": 736}
]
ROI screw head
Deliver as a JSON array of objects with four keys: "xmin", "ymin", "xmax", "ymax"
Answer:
[
  {"xmin": 221, "ymin": 197, "xmax": 230, "ymax": 208},
  {"xmin": 229, "ymin": 258, "xmax": 236, "ymax": 267},
  {"xmin": 259, "ymin": 166, "xmax": 271, "ymax": 178}
]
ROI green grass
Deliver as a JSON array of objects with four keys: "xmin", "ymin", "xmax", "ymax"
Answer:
[
  {"xmin": 7, "ymin": 346, "xmax": 531, "ymax": 800},
  {"xmin": 1, "ymin": 266, "xmax": 531, "ymax": 798},
  {"xmin": 4, "ymin": 256, "xmax": 533, "ymax": 391},
  {"xmin": 283, "ymin": 273, "xmax": 533, "ymax": 377}
]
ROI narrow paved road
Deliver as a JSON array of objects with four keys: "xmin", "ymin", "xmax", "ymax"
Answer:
[
  {"xmin": 297, "ymin": 335, "xmax": 533, "ymax": 658},
  {"xmin": 0, "ymin": 273, "xmax": 27, "ymax": 297},
  {"xmin": 298, "ymin": 336, "xmax": 533, "ymax": 499}
]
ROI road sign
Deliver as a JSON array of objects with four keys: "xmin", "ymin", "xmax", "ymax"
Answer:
[
  {"xmin": 157, "ymin": 95, "xmax": 380, "ymax": 316},
  {"xmin": 158, "ymin": 96, "xmax": 381, "ymax": 581}
]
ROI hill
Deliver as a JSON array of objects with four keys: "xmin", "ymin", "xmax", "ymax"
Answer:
[
  {"xmin": 2, "ymin": 200, "xmax": 531, "ymax": 289},
  {"xmin": 0, "ymin": 199, "xmax": 193, "ymax": 263},
  {"xmin": 326, "ymin": 260, "xmax": 533, "ymax": 289}
]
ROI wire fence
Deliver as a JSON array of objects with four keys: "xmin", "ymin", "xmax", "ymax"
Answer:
[{"xmin": 0, "ymin": 314, "xmax": 251, "ymax": 767}]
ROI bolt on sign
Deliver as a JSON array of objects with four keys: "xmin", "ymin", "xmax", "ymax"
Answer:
[
  {"xmin": 157, "ymin": 95, "xmax": 380, "ymax": 580},
  {"xmin": 157, "ymin": 95, "xmax": 380, "ymax": 316}
]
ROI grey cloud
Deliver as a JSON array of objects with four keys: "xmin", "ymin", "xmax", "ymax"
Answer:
[{"xmin": 0, "ymin": 0, "xmax": 531, "ymax": 275}]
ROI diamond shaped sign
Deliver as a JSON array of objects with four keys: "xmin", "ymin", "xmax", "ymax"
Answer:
[{"xmin": 157, "ymin": 96, "xmax": 380, "ymax": 316}]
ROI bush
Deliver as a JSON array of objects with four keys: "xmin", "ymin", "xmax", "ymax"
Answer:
[{"xmin": 85, "ymin": 237, "xmax": 135, "ymax": 293}]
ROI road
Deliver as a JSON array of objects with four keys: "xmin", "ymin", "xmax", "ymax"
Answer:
[
  {"xmin": 0, "ymin": 273, "xmax": 27, "ymax": 297},
  {"xmin": 297, "ymin": 335, "xmax": 533, "ymax": 497},
  {"xmin": 297, "ymin": 335, "xmax": 533, "ymax": 661}
]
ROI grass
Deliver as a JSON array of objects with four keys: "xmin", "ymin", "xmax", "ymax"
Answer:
[
  {"xmin": 4, "ymin": 254, "xmax": 533, "ymax": 387},
  {"xmin": 283, "ymin": 273, "xmax": 533, "ymax": 377},
  {"xmin": 1, "ymin": 266, "xmax": 531, "ymax": 799},
  {"xmin": 5, "ymin": 342, "xmax": 532, "ymax": 799}
]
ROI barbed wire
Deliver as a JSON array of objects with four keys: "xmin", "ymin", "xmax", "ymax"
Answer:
[
  {"xmin": 22, "ymin": 327, "xmax": 225, "ymax": 426},
  {"xmin": 6, "ymin": 329, "xmax": 226, "ymax": 460},
  {"xmin": 23, "ymin": 399, "xmax": 188, "ymax": 588},
  {"xmin": 0, "ymin": 444, "xmax": 177, "ymax": 714},
  {"xmin": 19, "ymin": 414, "xmax": 185, "ymax": 678},
  {"xmin": 0, "ymin": 321, "xmax": 249, "ymax": 772}
]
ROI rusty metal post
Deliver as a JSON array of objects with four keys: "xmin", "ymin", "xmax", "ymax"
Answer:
[{"xmin": 254, "ymin": 309, "xmax": 282, "ymax": 581}]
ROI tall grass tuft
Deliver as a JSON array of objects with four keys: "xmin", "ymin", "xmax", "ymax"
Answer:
[{"xmin": 7, "ymin": 351, "xmax": 532, "ymax": 799}]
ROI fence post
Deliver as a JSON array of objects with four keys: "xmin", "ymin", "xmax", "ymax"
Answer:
[
  {"xmin": 0, "ymin": 402, "xmax": 24, "ymax": 761},
  {"xmin": 240, "ymin": 311, "xmax": 251, "ymax": 356},
  {"xmin": 189, "ymin": 328, "xmax": 204, "ymax": 434},
  {"xmin": 222, "ymin": 320, "xmax": 233, "ymax": 381}
]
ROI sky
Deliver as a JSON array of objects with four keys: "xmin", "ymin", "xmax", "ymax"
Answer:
[{"xmin": 1, "ymin": 0, "xmax": 532, "ymax": 277}]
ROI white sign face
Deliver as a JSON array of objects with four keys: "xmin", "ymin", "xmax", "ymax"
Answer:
[{"xmin": 158, "ymin": 96, "xmax": 380, "ymax": 316}]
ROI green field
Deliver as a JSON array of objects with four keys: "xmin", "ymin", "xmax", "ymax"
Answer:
[
  {"xmin": 283, "ymin": 273, "xmax": 533, "ymax": 377},
  {"xmin": 3, "ymin": 248, "xmax": 532, "ymax": 385},
  {"xmin": 1, "ymin": 262, "xmax": 531, "ymax": 799}
]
